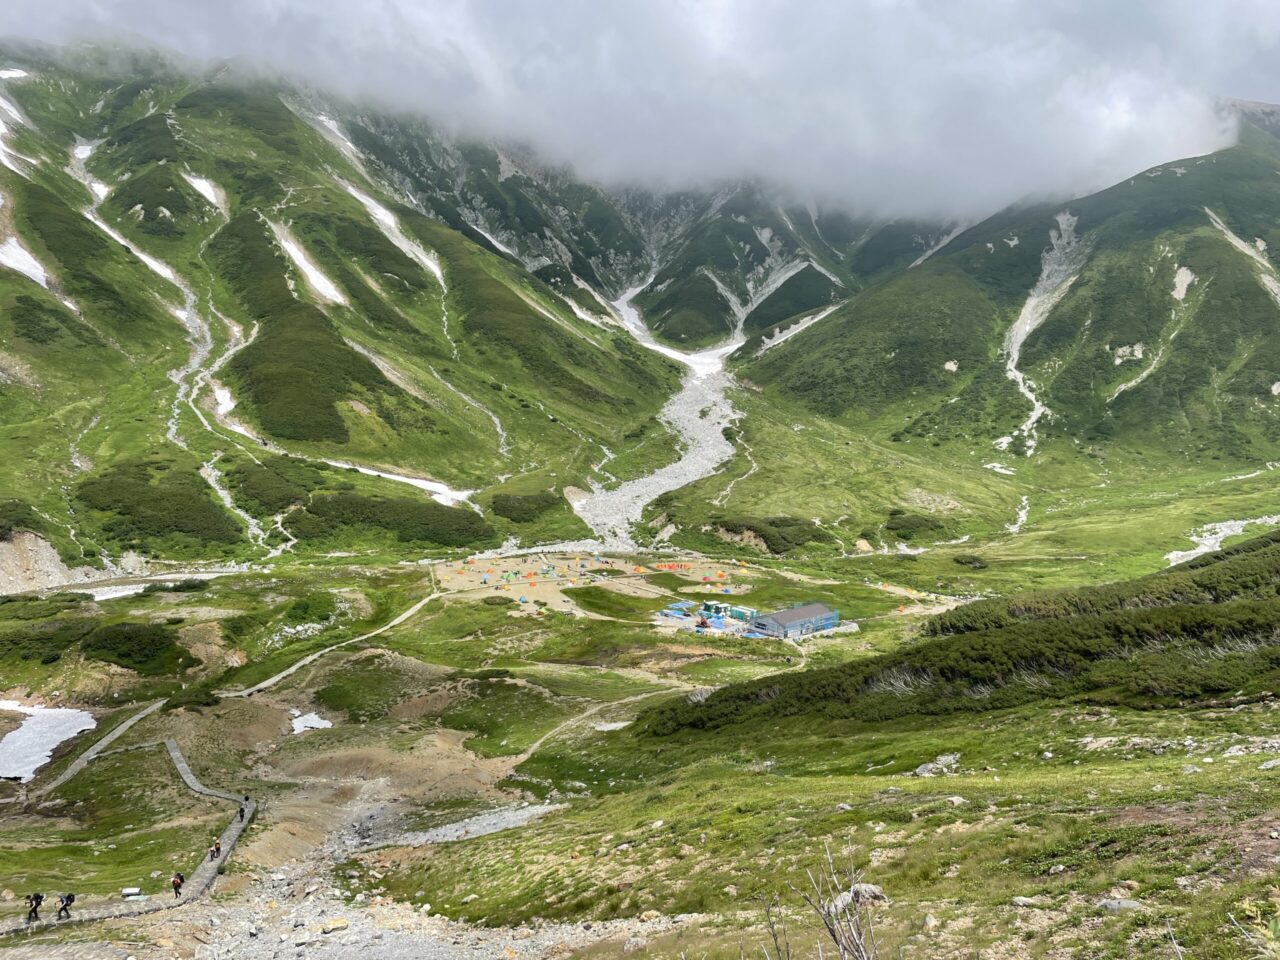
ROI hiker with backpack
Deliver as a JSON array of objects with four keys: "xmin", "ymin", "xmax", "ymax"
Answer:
[
  {"xmin": 56, "ymin": 893, "xmax": 73, "ymax": 920},
  {"xmin": 24, "ymin": 892, "xmax": 42, "ymax": 923},
  {"xmin": 214, "ymin": 838, "xmax": 221, "ymax": 858},
  {"xmin": 171, "ymin": 872, "xmax": 184, "ymax": 898}
]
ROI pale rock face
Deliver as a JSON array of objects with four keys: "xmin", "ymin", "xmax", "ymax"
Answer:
[
  {"xmin": 944, "ymin": 359, "xmax": 959, "ymax": 372},
  {"xmin": 1113, "ymin": 343, "xmax": 1144, "ymax": 365}
]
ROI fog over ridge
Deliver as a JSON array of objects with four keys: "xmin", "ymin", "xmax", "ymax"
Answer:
[{"xmin": 5, "ymin": 0, "xmax": 1280, "ymax": 218}]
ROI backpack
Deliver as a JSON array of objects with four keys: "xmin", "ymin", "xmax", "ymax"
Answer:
[
  {"xmin": 32, "ymin": 893, "xmax": 43, "ymax": 906},
  {"xmin": 65, "ymin": 894, "xmax": 74, "ymax": 905}
]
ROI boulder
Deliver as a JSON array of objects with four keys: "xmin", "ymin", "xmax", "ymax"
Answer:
[
  {"xmin": 913, "ymin": 754, "xmax": 960, "ymax": 777},
  {"xmin": 1098, "ymin": 898, "xmax": 1141, "ymax": 913},
  {"xmin": 1011, "ymin": 897, "xmax": 1038, "ymax": 908},
  {"xmin": 322, "ymin": 917, "xmax": 348, "ymax": 934},
  {"xmin": 640, "ymin": 909, "xmax": 662, "ymax": 922},
  {"xmin": 830, "ymin": 883, "xmax": 888, "ymax": 912},
  {"xmin": 1047, "ymin": 864, "xmax": 1066, "ymax": 876}
]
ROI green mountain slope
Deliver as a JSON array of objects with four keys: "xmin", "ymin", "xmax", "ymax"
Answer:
[
  {"xmin": 0, "ymin": 50, "xmax": 682, "ymax": 566},
  {"xmin": 743, "ymin": 112, "xmax": 1280, "ymax": 465}
]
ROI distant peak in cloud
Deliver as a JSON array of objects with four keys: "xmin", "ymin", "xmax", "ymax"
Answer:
[{"xmin": 3, "ymin": 0, "xmax": 1274, "ymax": 218}]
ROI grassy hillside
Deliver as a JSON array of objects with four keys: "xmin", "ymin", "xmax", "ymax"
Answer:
[
  {"xmin": 641, "ymin": 529, "xmax": 1280, "ymax": 735},
  {"xmin": 742, "ymin": 117, "xmax": 1280, "ymax": 467}
]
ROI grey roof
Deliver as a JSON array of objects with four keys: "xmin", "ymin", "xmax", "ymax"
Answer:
[{"xmin": 757, "ymin": 602, "xmax": 835, "ymax": 626}]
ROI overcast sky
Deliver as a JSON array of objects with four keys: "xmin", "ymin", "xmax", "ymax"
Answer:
[{"xmin": 3, "ymin": 0, "xmax": 1278, "ymax": 218}]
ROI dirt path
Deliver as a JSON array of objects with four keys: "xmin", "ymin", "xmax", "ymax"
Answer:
[{"xmin": 222, "ymin": 589, "xmax": 443, "ymax": 699}]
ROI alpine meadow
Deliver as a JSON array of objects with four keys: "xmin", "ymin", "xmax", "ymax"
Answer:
[{"xmin": 6, "ymin": 10, "xmax": 1280, "ymax": 959}]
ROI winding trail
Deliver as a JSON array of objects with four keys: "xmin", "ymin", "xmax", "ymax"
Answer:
[
  {"xmin": 221, "ymin": 587, "xmax": 444, "ymax": 698},
  {"xmin": 0, "ymin": 739, "xmax": 255, "ymax": 938}
]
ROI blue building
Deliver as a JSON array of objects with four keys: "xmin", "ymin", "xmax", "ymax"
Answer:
[{"xmin": 749, "ymin": 602, "xmax": 839, "ymax": 639}]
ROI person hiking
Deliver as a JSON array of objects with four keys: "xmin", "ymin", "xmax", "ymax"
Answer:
[
  {"xmin": 56, "ymin": 893, "xmax": 72, "ymax": 920},
  {"xmin": 171, "ymin": 872, "xmax": 184, "ymax": 898},
  {"xmin": 208, "ymin": 844, "xmax": 217, "ymax": 862},
  {"xmin": 214, "ymin": 839, "xmax": 222, "ymax": 858},
  {"xmin": 24, "ymin": 892, "xmax": 42, "ymax": 922},
  {"xmin": 238, "ymin": 805, "xmax": 245, "ymax": 822}
]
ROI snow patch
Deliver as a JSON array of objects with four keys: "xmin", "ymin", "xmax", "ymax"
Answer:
[
  {"xmin": 270, "ymin": 221, "xmax": 347, "ymax": 305},
  {"xmin": 1003, "ymin": 235, "xmax": 1019, "ymax": 248},
  {"xmin": 0, "ymin": 700, "xmax": 95, "ymax": 782},
  {"xmin": 213, "ymin": 384, "xmax": 237, "ymax": 416},
  {"xmin": 323, "ymin": 459, "xmax": 473, "ymax": 508},
  {"xmin": 339, "ymin": 180, "xmax": 444, "ymax": 287},
  {"xmin": 983, "ymin": 462, "xmax": 1016, "ymax": 476},
  {"xmin": 290, "ymin": 712, "xmax": 332, "ymax": 734},
  {"xmin": 181, "ymin": 172, "xmax": 228, "ymax": 216},
  {"xmin": 0, "ymin": 236, "xmax": 48, "ymax": 288},
  {"xmin": 468, "ymin": 219, "xmax": 518, "ymax": 258},
  {"xmin": 1272, "ymin": 382, "xmax": 1280, "ymax": 396},
  {"xmin": 0, "ymin": 69, "xmax": 29, "ymax": 80}
]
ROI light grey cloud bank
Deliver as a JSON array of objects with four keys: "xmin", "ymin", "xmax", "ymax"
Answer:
[{"xmin": 4, "ymin": 0, "xmax": 1278, "ymax": 217}]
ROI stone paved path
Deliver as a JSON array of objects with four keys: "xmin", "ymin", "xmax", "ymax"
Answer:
[
  {"xmin": 0, "ymin": 740, "xmax": 255, "ymax": 939},
  {"xmin": 0, "ymin": 700, "xmax": 165, "ymax": 807}
]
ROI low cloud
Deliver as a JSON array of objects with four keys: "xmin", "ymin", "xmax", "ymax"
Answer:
[{"xmin": 4, "ymin": 0, "xmax": 1276, "ymax": 218}]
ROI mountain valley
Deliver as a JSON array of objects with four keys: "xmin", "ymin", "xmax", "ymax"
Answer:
[{"xmin": 2, "ymin": 41, "xmax": 1280, "ymax": 960}]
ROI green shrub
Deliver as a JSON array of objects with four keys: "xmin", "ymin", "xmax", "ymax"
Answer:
[
  {"xmin": 290, "ymin": 493, "xmax": 494, "ymax": 547},
  {"xmin": 286, "ymin": 592, "xmax": 337, "ymax": 624},
  {"xmin": 76, "ymin": 458, "xmax": 241, "ymax": 549},
  {"xmin": 82, "ymin": 622, "xmax": 199, "ymax": 675},
  {"xmin": 883, "ymin": 511, "xmax": 943, "ymax": 541},
  {"xmin": 141, "ymin": 579, "xmax": 209, "ymax": 594},
  {"xmin": 210, "ymin": 213, "xmax": 389, "ymax": 443},
  {"xmin": 491, "ymin": 491, "xmax": 561, "ymax": 523},
  {"xmin": 639, "ymin": 530, "xmax": 1280, "ymax": 736},
  {"xmin": 714, "ymin": 516, "xmax": 832, "ymax": 553},
  {"xmin": 0, "ymin": 500, "xmax": 48, "ymax": 541},
  {"xmin": 164, "ymin": 686, "xmax": 221, "ymax": 711}
]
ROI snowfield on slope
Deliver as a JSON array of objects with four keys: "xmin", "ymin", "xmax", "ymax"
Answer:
[
  {"xmin": 0, "ymin": 700, "xmax": 95, "ymax": 782},
  {"xmin": 0, "ymin": 235, "xmax": 49, "ymax": 288},
  {"xmin": 270, "ymin": 221, "xmax": 348, "ymax": 305}
]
